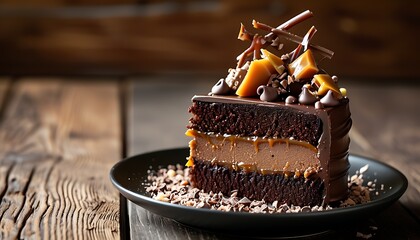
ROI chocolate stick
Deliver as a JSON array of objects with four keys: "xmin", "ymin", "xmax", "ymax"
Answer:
[
  {"xmin": 271, "ymin": 28, "xmax": 334, "ymax": 59},
  {"xmin": 265, "ymin": 10, "xmax": 313, "ymax": 40},
  {"xmin": 253, "ymin": 20, "xmax": 333, "ymax": 59},
  {"xmin": 237, "ymin": 11, "xmax": 314, "ymax": 62},
  {"xmin": 236, "ymin": 10, "xmax": 333, "ymax": 65}
]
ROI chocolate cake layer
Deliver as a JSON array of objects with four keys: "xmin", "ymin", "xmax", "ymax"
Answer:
[
  {"xmin": 190, "ymin": 159, "xmax": 324, "ymax": 206},
  {"xmin": 188, "ymin": 99, "xmax": 322, "ymax": 147},
  {"xmin": 188, "ymin": 95, "xmax": 352, "ymax": 204}
]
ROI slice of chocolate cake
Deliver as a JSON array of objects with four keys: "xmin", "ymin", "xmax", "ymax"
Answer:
[{"xmin": 186, "ymin": 10, "xmax": 352, "ymax": 207}]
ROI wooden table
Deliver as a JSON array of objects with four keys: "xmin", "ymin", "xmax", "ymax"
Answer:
[{"xmin": 0, "ymin": 75, "xmax": 419, "ymax": 239}]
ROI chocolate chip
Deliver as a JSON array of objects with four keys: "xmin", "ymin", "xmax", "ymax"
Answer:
[
  {"xmin": 320, "ymin": 90, "xmax": 340, "ymax": 106},
  {"xmin": 285, "ymin": 95, "xmax": 297, "ymax": 104},
  {"xmin": 298, "ymin": 86, "xmax": 318, "ymax": 105},
  {"xmin": 257, "ymin": 85, "xmax": 278, "ymax": 102},
  {"xmin": 211, "ymin": 79, "xmax": 231, "ymax": 95}
]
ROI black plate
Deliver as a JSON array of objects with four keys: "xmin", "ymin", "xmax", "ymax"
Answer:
[{"xmin": 110, "ymin": 148, "xmax": 407, "ymax": 236}]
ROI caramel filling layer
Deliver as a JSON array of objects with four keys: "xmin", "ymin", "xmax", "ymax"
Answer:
[{"xmin": 186, "ymin": 129, "xmax": 320, "ymax": 177}]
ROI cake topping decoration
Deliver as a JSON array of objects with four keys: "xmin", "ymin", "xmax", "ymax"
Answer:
[
  {"xmin": 288, "ymin": 49, "xmax": 319, "ymax": 81},
  {"xmin": 236, "ymin": 58, "xmax": 276, "ymax": 97},
  {"xmin": 299, "ymin": 85, "xmax": 318, "ymax": 105},
  {"xmin": 320, "ymin": 90, "xmax": 340, "ymax": 107},
  {"xmin": 285, "ymin": 95, "xmax": 297, "ymax": 105},
  {"xmin": 257, "ymin": 85, "xmax": 278, "ymax": 102},
  {"xmin": 312, "ymin": 74, "xmax": 342, "ymax": 98},
  {"xmin": 211, "ymin": 79, "xmax": 231, "ymax": 95},
  {"xmin": 211, "ymin": 10, "xmax": 348, "ymax": 107}
]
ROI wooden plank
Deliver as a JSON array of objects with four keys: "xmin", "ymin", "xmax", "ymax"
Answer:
[
  {"xmin": 127, "ymin": 75, "xmax": 215, "ymax": 239},
  {"xmin": 0, "ymin": 78, "xmax": 11, "ymax": 110},
  {"xmin": 0, "ymin": 1, "xmax": 419, "ymax": 77},
  {"xmin": 0, "ymin": 79, "xmax": 121, "ymax": 239},
  {"xmin": 127, "ymin": 76, "xmax": 420, "ymax": 239},
  {"xmin": 348, "ymin": 81, "xmax": 420, "ymax": 219}
]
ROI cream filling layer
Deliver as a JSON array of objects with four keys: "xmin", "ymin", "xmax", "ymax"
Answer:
[{"xmin": 186, "ymin": 129, "xmax": 321, "ymax": 177}]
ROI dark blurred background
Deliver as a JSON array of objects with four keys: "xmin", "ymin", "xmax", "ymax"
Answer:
[{"xmin": 0, "ymin": 0, "xmax": 419, "ymax": 78}]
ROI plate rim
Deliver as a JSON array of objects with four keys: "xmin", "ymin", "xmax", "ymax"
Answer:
[{"xmin": 110, "ymin": 147, "xmax": 408, "ymax": 224}]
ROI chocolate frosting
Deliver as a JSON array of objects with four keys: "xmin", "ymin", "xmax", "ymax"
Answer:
[{"xmin": 191, "ymin": 95, "xmax": 352, "ymax": 204}]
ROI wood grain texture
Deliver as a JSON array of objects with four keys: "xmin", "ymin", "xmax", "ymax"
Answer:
[
  {"xmin": 348, "ymin": 81, "xmax": 420, "ymax": 219},
  {"xmin": 0, "ymin": 78, "xmax": 10, "ymax": 111},
  {"xmin": 1, "ymin": 1, "xmax": 419, "ymax": 77},
  {"xmin": 127, "ymin": 75, "xmax": 213, "ymax": 240},
  {"xmin": 0, "ymin": 79, "xmax": 121, "ymax": 239},
  {"xmin": 127, "ymin": 76, "xmax": 420, "ymax": 239}
]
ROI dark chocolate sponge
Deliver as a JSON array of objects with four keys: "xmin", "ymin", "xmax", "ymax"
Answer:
[
  {"xmin": 190, "ymin": 159, "xmax": 324, "ymax": 206},
  {"xmin": 188, "ymin": 101, "xmax": 322, "ymax": 147}
]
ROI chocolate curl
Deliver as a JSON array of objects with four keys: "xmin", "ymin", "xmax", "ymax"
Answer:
[
  {"xmin": 238, "ymin": 23, "xmax": 254, "ymax": 41},
  {"xmin": 271, "ymin": 28, "xmax": 334, "ymax": 59},
  {"xmin": 252, "ymin": 20, "xmax": 333, "ymax": 59},
  {"xmin": 290, "ymin": 26, "xmax": 317, "ymax": 62},
  {"xmin": 237, "ymin": 35, "xmax": 265, "ymax": 68},
  {"xmin": 252, "ymin": 20, "xmax": 272, "ymax": 31},
  {"xmin": 237, "ymin": 11, "xmax": 314, "ymax": 62},
  {"xmin": 265, "ymin": 10, "xmax": 314, "ymax": 40}
]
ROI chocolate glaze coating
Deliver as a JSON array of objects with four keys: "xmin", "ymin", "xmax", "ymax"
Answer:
[{"xmin": 188, "ymin": 95, "xmax": 352, "ymax": 204}]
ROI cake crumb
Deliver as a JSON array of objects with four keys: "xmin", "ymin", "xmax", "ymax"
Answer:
[{"xmin": 356, "ymin": 232, "xmax": 373, "ymax": 239}]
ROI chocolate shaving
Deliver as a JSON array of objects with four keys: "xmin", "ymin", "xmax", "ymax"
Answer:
[{"xmin": 145, "ymin": 164, "xmax": 372, "ymax": 213}]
